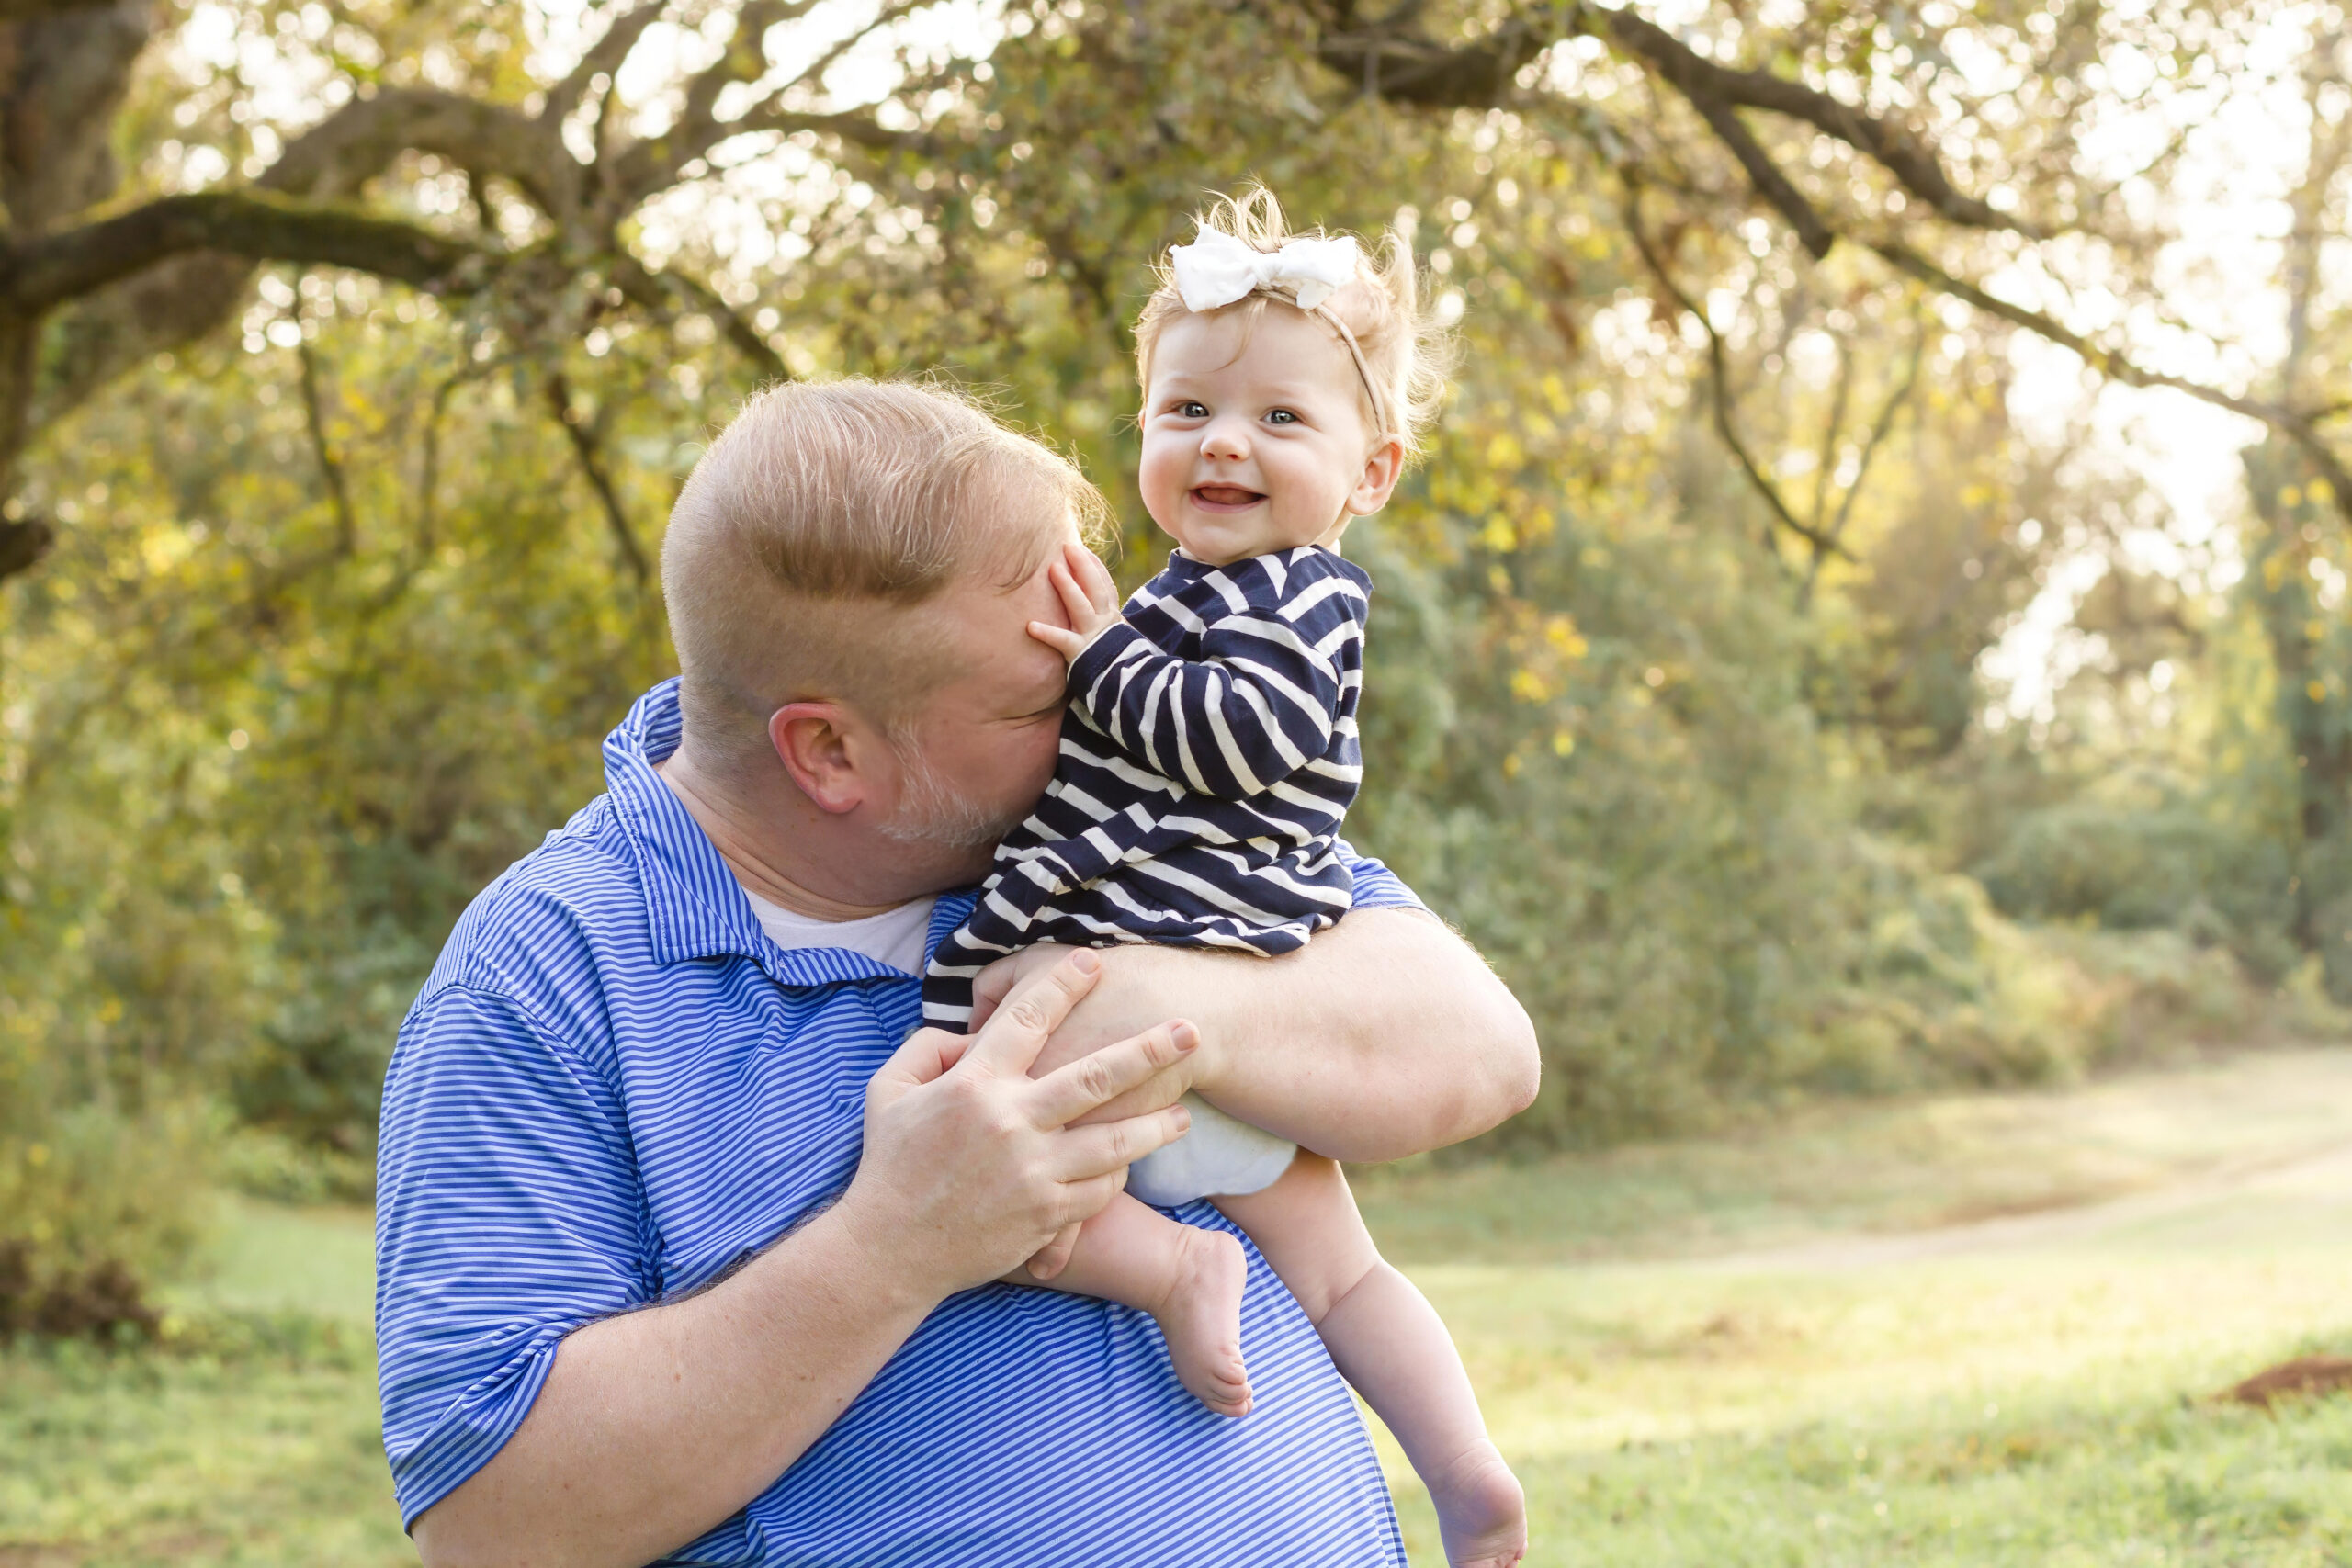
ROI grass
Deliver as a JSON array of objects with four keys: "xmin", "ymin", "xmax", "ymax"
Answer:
[
  {"xmin": 4, "ymin": 1047, "xmax": 2350, "ymax": 1565},
  {"xmin": 0, "ymin": 1201, "xmax": 404, "ymax": 1566},
  {"xmin": 1360, "ymin": 1049, "xmax": 2352, "ymax": 1565}
]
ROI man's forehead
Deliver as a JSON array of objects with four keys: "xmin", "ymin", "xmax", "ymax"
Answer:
[{"xmin": 925, "ymin": 545, "xmax": 1074, "ymax": 689}]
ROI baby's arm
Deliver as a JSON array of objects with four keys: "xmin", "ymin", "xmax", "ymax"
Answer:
[
  {"xmin": 1216, "ymin": 1158, "xmax": 1527, "ymax": 1568},
  {"xmin": 1028, "ymin": 543, "xmax": 1357, "ymax": 799}
]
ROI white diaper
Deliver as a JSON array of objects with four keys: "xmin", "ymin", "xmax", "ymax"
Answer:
[{"xmin": 1125, "ymin": 1093, "xmax": 1297, "ymax": 1207}]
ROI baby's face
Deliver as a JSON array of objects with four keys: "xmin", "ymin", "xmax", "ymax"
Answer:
[{"xmin": 1137, "ymin": 304, "xmax": 1390, "ymax": 567}]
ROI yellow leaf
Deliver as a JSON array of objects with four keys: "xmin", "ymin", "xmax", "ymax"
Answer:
[{"xmin": 2310, "ymin": 680, "xmax": 2328, "ymax": 703}]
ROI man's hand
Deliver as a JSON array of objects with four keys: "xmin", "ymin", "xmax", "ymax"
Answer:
[
  {"xmin": 1025, "ymin": 541, "xmax": 1123, "ymax": 662},
  {"xmin": 837, "ymin": 949, "xmax": 1197, "ymax": 1295},
  {"xmin": 413, "ymin": 950, "xmax": 1200, "ymax": 1568}
]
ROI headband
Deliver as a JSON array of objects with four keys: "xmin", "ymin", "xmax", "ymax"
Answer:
[{"xmin": 1167, "ymin": 227, "xmax": 1393, "ymax": 440}]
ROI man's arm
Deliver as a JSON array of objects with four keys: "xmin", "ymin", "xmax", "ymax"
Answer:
[
  {"xmin": 407, "ymin": 954, "xmax": 1195, "ymax": 1568},
  {"xmin": 1001, "ymin": 908, "xmax": 1540, "ymax": 1165}
]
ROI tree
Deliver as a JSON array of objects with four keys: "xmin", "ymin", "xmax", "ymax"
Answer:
[{"xmin": 0, "ymin": 0, "xmax": 2343, "ymax": 595}]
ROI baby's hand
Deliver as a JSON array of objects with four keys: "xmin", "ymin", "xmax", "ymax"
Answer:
[{"xmin": 1027, "ymin": 541, "xmax": 1124, "ymax": 663}]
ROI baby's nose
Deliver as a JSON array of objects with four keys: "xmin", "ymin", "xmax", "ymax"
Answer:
[{"xmin": 1201, "ymin": 423, "xmax": 1250, "ymax": 457}]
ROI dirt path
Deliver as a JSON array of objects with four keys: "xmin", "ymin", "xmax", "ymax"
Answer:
[{"xmin": 1705, "ymin": 1130, "xmax": 2352, "ymax": 1271}]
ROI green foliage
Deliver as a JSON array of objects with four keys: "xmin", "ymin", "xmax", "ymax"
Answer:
[{"xmin": 1, "ymin": 0, "xmax": 2344, "ymax": 1305}]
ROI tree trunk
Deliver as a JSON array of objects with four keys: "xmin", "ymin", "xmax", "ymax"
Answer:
[{"xmin": 2244, "ymin": 438, "xmax": 2352, "ymax": 999}]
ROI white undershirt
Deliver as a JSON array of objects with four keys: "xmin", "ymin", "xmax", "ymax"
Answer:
[{"xmin": 742, "ymin": 889, "xmax": 936, "ymax": 976}]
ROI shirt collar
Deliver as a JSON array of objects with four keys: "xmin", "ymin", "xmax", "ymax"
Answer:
[{"xmin": 602, "ymin": 680, "xmax": 976, "ymax": 987}]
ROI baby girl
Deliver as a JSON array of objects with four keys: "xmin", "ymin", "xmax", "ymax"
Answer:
[{"xmin": 922, "ymin": 188, "xmax": 1527, "ymax": 1568}]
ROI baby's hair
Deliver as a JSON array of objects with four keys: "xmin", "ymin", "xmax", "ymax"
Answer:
[{"xmin": 1133, "ymin": 186, "xmax": 1453, "ymax": 462}]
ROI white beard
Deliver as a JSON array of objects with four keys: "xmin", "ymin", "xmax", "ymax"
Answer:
[{"xmin": 876, "ymin": 740, "xmax": 1026, "ymax": 851}]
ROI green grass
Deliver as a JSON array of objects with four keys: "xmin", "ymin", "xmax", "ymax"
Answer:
[
  {"xmin": 1353, "ymin": 1047, "xmax": 2352, "ymax": 1264},
  {"xmin": 4, "ymin": 1048, "xmax": 2351, "ymax": 1566},
  {"xmin": 0, "ymin": 1201, "xmax": 404, "ymax": 1566},
  {"xmin": 1361, "ymin": 1049, "xmax": 2352, "ymax": 1565}
]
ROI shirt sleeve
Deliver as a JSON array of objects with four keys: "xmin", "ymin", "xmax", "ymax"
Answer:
[
  {"xmin": 1068, "ymin": 585, "xmax": 1363, "ymax": 800},
  {"xmin": 1338, "ymin": 840, "xmax": 1423, "ymax": 912},
  {"xmin": 375, "ymin": 984, "xmax": 652, "ymax": 1530}
]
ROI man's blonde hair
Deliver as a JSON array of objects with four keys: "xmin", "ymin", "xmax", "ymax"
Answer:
[
  {"xmin": 663, "ymin": 378, "xmax": 1107, "ymax": 773},
  {"xmin": 1133, "ymin": 186, "xmax": 1453, "ymax": 459}
]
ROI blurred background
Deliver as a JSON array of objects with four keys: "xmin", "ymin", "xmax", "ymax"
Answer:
[{"xmin": 1, "ymin": 0, "xmax": 2348, "ymax": 1561}]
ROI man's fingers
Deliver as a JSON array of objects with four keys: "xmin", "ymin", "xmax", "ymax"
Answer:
[
  {"xmin": 1052, "ymin": 1103, "xmax": 1193, "ymax": 1180},
  {"xmin": 1058, "ymin": 1168, "xmax": 1131, "ymax": 1226},
  {"xmin": 869, "ymin": 1025, "xmax": 960, "ymax": 1104},
  {"xmin": 1024, "ymin": 1222, "xmax": 1083, "ymax": 1280},
  {"xmin": 964, "ymin": 950, "xmax": 1103, "ymax": 1077},
  {"xmin": 1028, "ymin": 1019, "xmax": 1197, "ymax": 1127}
]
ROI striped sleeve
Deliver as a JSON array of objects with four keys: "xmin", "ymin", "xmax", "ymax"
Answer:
[
  {"xmin": 1069, "ymin": 574, "xmax": 1363, "ymax": 801},
  {"xmin": 1338, "ymin": 840, "xmax": 1423, "ymax": 912},
  {"xmin": 375, "ymin": 985, "xmax": 651, "ymax": 1529}
]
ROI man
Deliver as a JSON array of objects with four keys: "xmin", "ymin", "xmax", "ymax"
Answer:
[{"xmin": 378, "ymin": 379, "xmax": 1539, "ymax": 1567}]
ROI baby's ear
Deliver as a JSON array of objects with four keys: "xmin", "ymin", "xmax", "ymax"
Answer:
[{"xmin": 1349, "ymin": 434, "xmax": 1407, "ymax": 515}]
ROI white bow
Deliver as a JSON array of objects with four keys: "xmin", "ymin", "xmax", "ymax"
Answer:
[{"xmin": 1170, "ymin": 227, "xmax": 1363, "ymax": 313}]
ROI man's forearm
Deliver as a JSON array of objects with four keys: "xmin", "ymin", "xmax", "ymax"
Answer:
[
  {"xmin": 1075, "ymin": 909, "xmax": 1540, "ymax": 1162},
  {"xmin": 411, "ymin": 1206, "xmax": 936, "ymax": 1568}
]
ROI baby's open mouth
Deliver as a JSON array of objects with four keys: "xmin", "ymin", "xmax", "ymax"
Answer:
[{"xmin": 1191, "ymin": 485, "xmax": 1265, "ymax": 511}]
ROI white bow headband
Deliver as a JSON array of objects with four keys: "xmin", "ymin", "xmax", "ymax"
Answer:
[{"xmin": 1167, "ymin": 227, "xmax": 1392, "ymax": 438}]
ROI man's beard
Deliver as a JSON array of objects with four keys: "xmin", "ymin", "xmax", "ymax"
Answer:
[{"xmin": 876, "ymin": 736, "xmax": 1027, "ymax": 851}]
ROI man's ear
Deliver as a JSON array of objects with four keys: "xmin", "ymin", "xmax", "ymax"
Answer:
[
  {"xmin": 770, "ymin": 701, "xmax": 878, "ymax": 817},
  {"xmin": 1348, "ymin": 435, "xmax": 1407, "ymax": 516}
]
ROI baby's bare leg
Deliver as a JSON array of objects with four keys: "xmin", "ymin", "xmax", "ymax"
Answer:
[
  {"xmin": 1004, "ymin": 1190, "xmax": 1252, "ymax": 1416},
  {"xmin": 1216, "ymin": 1156, "xmax": 1526, "ymax": 1568}
]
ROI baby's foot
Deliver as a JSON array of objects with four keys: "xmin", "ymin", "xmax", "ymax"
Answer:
[
  {"xmin": 1151, "ymin": 1226, "xmax": 1252, "ymax": 1417},
  {"xmin": 1430, "ymin": 1439, "xmax": 1527, "ymax": 1568}
]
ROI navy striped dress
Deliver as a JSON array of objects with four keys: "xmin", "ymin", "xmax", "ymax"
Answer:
[
  {"xmin": 374, "ymin": 680, "xmax": 1414, "ymax": 1565},
  {"xmin": 923, "ymin": 546, "xmax": 1371, "ymax": 1030}
]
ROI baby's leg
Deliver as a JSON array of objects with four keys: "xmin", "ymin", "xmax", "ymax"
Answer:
[
  {"xmin": 1007, "ymin": 1190, "xmax": 1253, "ymax": 1416},
  {"xmin": 1216, "ymin": 1156, "xmax": 1526, "ymax": 1568}
]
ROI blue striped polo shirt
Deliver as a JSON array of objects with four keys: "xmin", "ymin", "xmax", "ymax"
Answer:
[{"xmin": 374, "ymin": 679, "xmax": 1418, "ymax": 1565}]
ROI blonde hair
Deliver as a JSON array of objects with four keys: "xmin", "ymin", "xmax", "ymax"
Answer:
[
  {"xmin": 1133, "ymin": 186, "xmax": 1452, "ymax": 460},
  {"xmin": 663, "ymin": 378, "xmax": 1109, "ymax": 773}
]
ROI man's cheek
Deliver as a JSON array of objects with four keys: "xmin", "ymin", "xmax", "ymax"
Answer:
[{"xmin": 1021, "ymin": 722, "xmax": 1063, "ymax": 795}]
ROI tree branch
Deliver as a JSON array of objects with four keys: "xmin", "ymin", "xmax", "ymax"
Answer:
[
  {"xmin": 1316, "ymin": 10, "xmax": 1554, "ymax": 106},
  {"xmin": 728, "ymin": 106, "xmax": 937, "ymax": 155},
  {"xmin": 260, "ymin": 87, "xmax": 569, "ymax": 216},
  {"xmin": 543, "ymin": 0, "xmax": 670, "ymax": 128},
  {"xmin": 1620, "ymin": 175, "xmax": 1851, "ymax": 564},
  {"xmin": 1588, "ymin": 6, "xmax": 2038, "ymax": 238},
  {"xmin": 1870, "ymin": 238, "xmax": 2352, "ymax": 530},
  {"xmin": 1312, "ymin": 1, "xmax": 2032, "ymax": 240},
  {"xmin": 1678, "ymin": 91, "xmax": 1834, "ymax": 259},
  {"xmin": 546, "ymin": 371, "xmax": 650, "ymax": 586},
  {"xmin": 605, "ymin": 0, "xmax": 933, "ymax": 203},
  {"xmin": 5, "ymin": 191, "xmax": 492, "ymax": 313},
  {"xmin": 297, "ymin": 338, "xmax": 356, "ymax": 557},
  {"xmin": 0, "ymin": 513, "xmax": 51, "ymax": 582},
  {"xmin": 1801, "ymin": 320, "xmax": 1927, "ymax": 608},
  {"xmin": 0, "ymin": 0, "xmax": 118, "ymax": 18},
  {"xmin": 608, "ymin": 254, "xmax": 788, "ymax": 382}
]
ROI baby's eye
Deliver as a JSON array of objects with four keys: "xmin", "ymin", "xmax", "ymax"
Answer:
[
  {"xmin": 1175, "ymin": 400, "xmax": 1208, "ymax": 419},
  {"xmin": 1266, "ymin": 408, "xmax": 1299, "ymax": 425}
]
